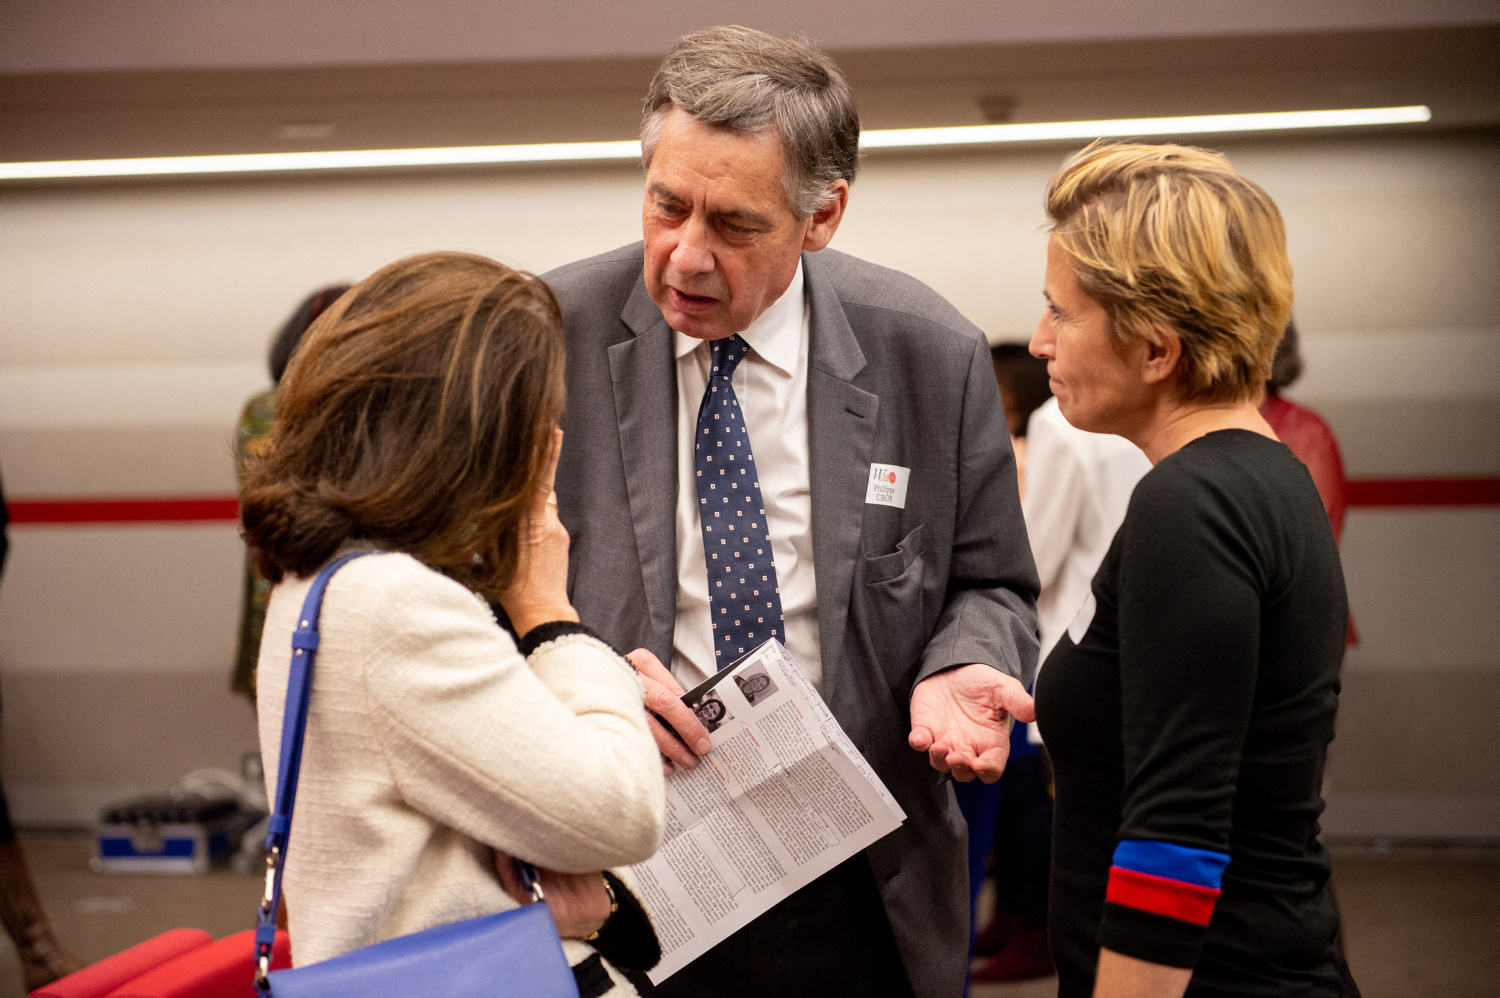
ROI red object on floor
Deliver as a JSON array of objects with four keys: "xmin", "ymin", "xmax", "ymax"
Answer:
[
  {"xmin": 973, "ymin": 911, "xmax": 1026, "ymax": 957},
  {"xmin": 29, "ymin": 930, "xmax": 213, "ymax": 998},
  {"xmin": 970, "ymin": 926, "xmax": 1055, "ymax": 983},
  {"xmin": 101, "ymin": 930, "xmax": 291, "ymax": 998}
]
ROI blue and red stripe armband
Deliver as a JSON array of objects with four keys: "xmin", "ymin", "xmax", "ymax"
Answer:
[{"xmin": 1105, "ymin": 840, "xmax": 1229, "ymax": 926}]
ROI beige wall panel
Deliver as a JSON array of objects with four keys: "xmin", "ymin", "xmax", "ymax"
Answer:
[
  {"xmin": 1289, "ymin": 330, "xmax": 1500, "ymax": 404},
  {"xmin": 0, "ymin": 362, "xmax": 267, "ymax": 431},
  {"xmin": 1232, "ymin": 135, "xmax": 1500, "ymax": 332},
  {"xmin": 0, "ymin": 167, "xmax": 646, "ymax": 366},
  {"xmin": 1329, "ymin": 666, "xmax": 1500, "ymax": 797},
  {"xmin": 0, "ymin": 425, "xmax": 241, "ymax": 496},
  {"xmin": 0, "ymin": 671, "xmax": 259, "ymax": 826},
  {"xmin": 835, "ymin": 134, "xmax": 1500, "ymax": 341},
  {"xmin": 835, "ymin": 149, "xmax": 1056, "ymax": 341},
  {"xmin": 1313, "ymin": 399, "xmax": 1500, "ymax": 477},
  {"xmin": 1341, "ymin": 509, "xmax": 1500, "ymax": 672},
  {"xmin": 1323, "ymin": 665, "xmax": 1500, "ymax": 839},
  {"xmin": 4, "ymin": 135, "xmax": 1494, "ymax": 367},
  {"xmin": 0, "ymin": 525, "xmax": 243, "ymax": 674}
]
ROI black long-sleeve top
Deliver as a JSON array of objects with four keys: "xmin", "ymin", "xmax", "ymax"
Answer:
[{"xmin": 1035, "ymin": 430, "xmax": 1355, "ymax": 997}]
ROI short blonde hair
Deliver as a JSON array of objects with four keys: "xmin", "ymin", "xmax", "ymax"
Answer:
[{"xmin": 1045, "ymin": 141, "xmax": 1293, "ymax": 403}]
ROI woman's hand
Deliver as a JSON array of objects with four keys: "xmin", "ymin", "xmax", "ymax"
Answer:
[
  {"xmin": 494, "ymin": 850, "xmax": 612, "ymax": 940},
  {"xmin": 497, "ymin": 427, "xmax": 580, "ymax": 637}
]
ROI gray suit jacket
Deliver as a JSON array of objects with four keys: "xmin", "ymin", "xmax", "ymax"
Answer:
[{"xmin": 546, "ymin": 242, "xmax": 1039, "ymax": 997}]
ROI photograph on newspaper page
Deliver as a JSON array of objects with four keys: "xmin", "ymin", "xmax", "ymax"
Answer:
[{"xmin": 629, "ymin": 639, "xmax": 906, "ymax": 983}]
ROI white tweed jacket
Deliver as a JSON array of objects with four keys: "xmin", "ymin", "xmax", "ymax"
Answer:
[{"xmin": 256, "ymin": 547, "xmax": 665, "ymax": 991}]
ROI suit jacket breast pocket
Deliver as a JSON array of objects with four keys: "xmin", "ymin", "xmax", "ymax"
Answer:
[{"xmin": 863, "ymin": 524, "xmax": 926, "ymax": 675}]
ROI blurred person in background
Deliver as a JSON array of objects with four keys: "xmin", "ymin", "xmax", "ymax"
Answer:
[
  {"xmin": 991, "ymin": 342, "xmax": 1056, "ymax": 496},
  {"xmin": 1030, "ymin": 142, "xmax": 1358, "ymax": 997},
  {"xmin": 0, "ymin": 469, "xmax": 85, "ymax": 989},
  {"xmin": 232, "ymin": 285, "xmax": 350, "ymax": 701},
  {"xmin": 240, "ymin": 253, "xmax": 665, "ymax": 995},
  {"xmin": 1259, "ymin": 321, "xmax": 1357, "ymax": 644}
]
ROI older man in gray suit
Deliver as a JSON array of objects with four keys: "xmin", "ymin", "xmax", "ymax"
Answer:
[{"xmin": 546, "ymin": 26, "xmax": 1039, "ymax": 998}]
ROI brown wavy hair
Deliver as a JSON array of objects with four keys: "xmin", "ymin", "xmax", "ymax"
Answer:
[{"xmin": 240, "ymin": 252, "xmax": 565, "ymax": 600}]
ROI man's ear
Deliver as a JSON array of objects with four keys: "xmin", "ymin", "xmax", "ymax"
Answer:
[
  {"xmin": 1139, "ymin": 327, "xmax": 1182, "ymax": 386},
  {"xmin": 801, "ymin": 179, "xmax": 850, "ymax": 252}
]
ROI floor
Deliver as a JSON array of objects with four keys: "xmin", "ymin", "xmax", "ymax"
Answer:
[
  {"xmin": 0, "ymin": 833, "xmax": 1495, "ymax": 997},
  {"xmin": 0, "ymin": 832, "xmax": 262, "ymax": 995}
]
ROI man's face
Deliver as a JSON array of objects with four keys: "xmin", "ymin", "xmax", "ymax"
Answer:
[{"xmin": 642, "ymin": 109, "xmax": 814, "ymax": 340}]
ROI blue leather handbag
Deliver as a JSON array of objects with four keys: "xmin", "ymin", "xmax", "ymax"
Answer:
[{"xmin": 252, "ymin": 550, "xmax": 581, "ymax": 998}]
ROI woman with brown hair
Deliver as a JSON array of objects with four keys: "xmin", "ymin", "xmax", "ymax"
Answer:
[
  {"xmin": 240, "ymin": 252, "xmax": 664, "ymax": 996},
  {"xmin": 1028, "ymin": 144, "xmax": 1358, "ymax": 997}
]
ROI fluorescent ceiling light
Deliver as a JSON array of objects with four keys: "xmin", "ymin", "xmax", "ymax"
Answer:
[
  {"xmin": 859, "ymin": 105, "xmax": 1433, "ymax": 149},
  {"xmin": 0, "ymin": 139, "xmax": 644, "ymax": 181},
  {"xmin": 0, "ymin": 106, "xmax": 1431, "ymax": 181}
]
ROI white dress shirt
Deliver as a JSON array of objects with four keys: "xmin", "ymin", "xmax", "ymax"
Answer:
[
  {"xmin": 1023, "ymin": 396, "xmax": 1152, "ymax": 662},
  {"xmin": 672, "ymin": 262, "xmax": 821, "ymax": 691}
]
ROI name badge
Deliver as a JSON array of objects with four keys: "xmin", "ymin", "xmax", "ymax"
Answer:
[{"xmin": 865, "ymin": 464, "xmax": 910, "ymax": 509}]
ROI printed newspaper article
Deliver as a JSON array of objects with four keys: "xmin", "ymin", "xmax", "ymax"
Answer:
[{"xmin": 630, "ymin": 640, "xmax": 906, "ymax": 983}]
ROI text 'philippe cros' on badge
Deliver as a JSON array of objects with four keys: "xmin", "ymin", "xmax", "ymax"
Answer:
[{"xmin": 865, "ymin": 464, "xmax": 910, "ymax": 509}]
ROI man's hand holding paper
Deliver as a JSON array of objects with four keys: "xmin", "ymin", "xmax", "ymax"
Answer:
[{"xmin": 627, "ymin": 640, "xmax": 908, "ymax": 984}]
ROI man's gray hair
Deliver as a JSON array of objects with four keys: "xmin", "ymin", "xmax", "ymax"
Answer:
[{"xmin": 641, "ymin": 25, "xmax": 860, "ymax": 220}]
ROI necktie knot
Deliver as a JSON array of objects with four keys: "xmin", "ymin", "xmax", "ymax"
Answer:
[{"xmin": 709, "ymin": 334, "xmax": 749, "ymax": 382}]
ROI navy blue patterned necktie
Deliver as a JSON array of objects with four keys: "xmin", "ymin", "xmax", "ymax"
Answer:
[{"xmin": 694, "ymin": 334, "xmax": 784, "ymax": 668}]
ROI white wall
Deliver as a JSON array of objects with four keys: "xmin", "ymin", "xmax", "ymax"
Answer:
[{"xmin": 1, "ymin": 131, "xmax": 1496, "ymax": 831}]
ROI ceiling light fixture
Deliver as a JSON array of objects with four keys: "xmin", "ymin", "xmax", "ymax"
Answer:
[
  {"xmin": 858, "ymin": 105, "xmax": 1432, "ymax": 150},
  {"xmin": 0, "ymin": 139, "xmax": 645, "ymax": 181},
  {"xmin": 0, "ymin": 106, "xmax": 1431, "ymax": 181}
]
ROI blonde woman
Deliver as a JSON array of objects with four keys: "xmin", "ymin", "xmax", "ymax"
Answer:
[{"xmin": 1029, "ymin": 144, "xmax": 1358, "ymax": 997}]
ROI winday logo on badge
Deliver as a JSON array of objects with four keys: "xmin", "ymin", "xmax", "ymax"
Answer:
[{"xmin": 865, "ymin": 464, "xmax": 910, "ymax": 509}]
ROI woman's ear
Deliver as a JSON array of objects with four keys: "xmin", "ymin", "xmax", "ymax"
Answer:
[{"xmin": 1139, "ymin": 328, "xmax": 1182, "ymax": 386}]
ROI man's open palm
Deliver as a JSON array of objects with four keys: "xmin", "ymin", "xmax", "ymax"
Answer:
[{"xmin": 908, "ymin": 664, "xmax": 1035, "ymax": 783}]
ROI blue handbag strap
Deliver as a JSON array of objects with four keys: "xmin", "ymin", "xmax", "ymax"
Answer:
[
  {"xmin": 252, "ymin": 549, "xmax": 549, "ymax": 991},
  {"xmin": 254, "ymin": 549, "xmax": 380, "ymax": 988}
]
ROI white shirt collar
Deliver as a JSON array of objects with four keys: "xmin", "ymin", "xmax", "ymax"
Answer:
[{"xmin": 673, "ymin": 259, "xmax": 805, "ymax": 376}]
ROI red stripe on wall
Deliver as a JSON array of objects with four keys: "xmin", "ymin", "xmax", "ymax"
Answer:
[
  {"xmin": 8, "ymin": 497, "xmax": 240, "ymax": 525},
  {"xmin": 1347, "ymin": 477, "xmax": 1500, "ymax": 508},
  {"xmin": 5, "ymin": 476, "xmax": 1499, "ymax": 525}
]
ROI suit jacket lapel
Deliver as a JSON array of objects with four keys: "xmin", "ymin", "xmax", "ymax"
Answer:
[
  {"xmin": 608, "ymin": 276, "xmax": 679, "ymax": 659},
  {"xmin": 804, "ymin": 251, "xmax": 878, "ymax": 702}
]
